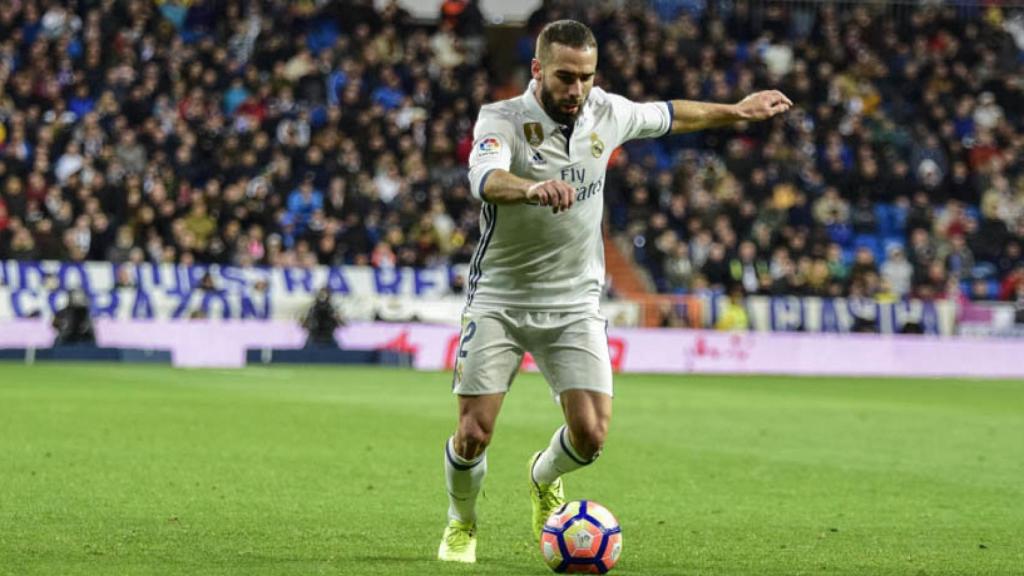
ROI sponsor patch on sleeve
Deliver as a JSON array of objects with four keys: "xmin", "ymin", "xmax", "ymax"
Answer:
[{"xmin": 477, "ymin": 137, "xmax": 501, "ymax": 154}]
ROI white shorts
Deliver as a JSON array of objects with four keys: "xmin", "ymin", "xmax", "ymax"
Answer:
[{"xmin": 451, "ymin": 308, "xmax": 614, "ymax": 397}]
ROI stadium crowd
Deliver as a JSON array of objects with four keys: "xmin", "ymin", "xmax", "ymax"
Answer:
[{"xmin": 0, "ymin": 0, "xmax": 1022, "ymax": 305}]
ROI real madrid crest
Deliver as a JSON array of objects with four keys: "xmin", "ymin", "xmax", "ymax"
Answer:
[
  {"xmin": 590, "ymin": 132, "xmax": 605, "ymax": 158},
  {"xmin": 523, "ymin": 122, "xmax": 544, "ymax": 147}
]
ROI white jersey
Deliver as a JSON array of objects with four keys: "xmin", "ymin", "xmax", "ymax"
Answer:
[{"xmin": 465, "ymin": 81, "xmax": 672, "ymax": 311}]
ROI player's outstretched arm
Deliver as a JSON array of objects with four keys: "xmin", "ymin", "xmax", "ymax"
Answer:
[
  {"xmin": 481, "ymin": 169, "xmax": 576, "ymax": 214},
  {"xmin": 667, "ymin": 90, "xmax": 793, "ymax": 134}
]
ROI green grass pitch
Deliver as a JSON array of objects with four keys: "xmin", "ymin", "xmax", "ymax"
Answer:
[{"xmin": 1, "ymin": 363, "xmax": 1022, "ymax": 575}]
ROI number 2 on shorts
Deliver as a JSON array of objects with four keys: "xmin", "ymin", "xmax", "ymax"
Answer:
[
  {"xmin": 457, "ymin": 321, "xmax": 477, "ymax": 358},
  {"xmin": 452, "ymin": 320, "xmax": 477, "ymax": 389}
]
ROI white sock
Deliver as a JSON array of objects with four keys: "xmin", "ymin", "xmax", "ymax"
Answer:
[
  {"xmin": 531, "ymin": 425, "xmax": 593, "ymax": 486},
  {"xmin": 444, "ymin": 436, "xmax": 487, "ymax": 524}
]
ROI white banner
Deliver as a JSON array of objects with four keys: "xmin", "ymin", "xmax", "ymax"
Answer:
[
  {"xmin": 0, "ymin": 260, "xmax": 969, "ymax": 336},
  {"xmin": 737, "ymin": 296, "xmax": 957, "ymax": 336},
  {"xmin": 0, "ymin": 260, "xmax": 641, "ymax": 324}
]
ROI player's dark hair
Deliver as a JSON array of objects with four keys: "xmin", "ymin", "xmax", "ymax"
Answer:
[{"xmin": 536, "ymin": 20, "xmax": 597, "ymax": 64}]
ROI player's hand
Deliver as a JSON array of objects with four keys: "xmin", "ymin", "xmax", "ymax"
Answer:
[
  {"xmin": 526, "ymin": 179, "xmax": 576, "ymax": 214},
  {"xmin": 736, "ymin": 90, "xmax": 793, "ymax": 121}
]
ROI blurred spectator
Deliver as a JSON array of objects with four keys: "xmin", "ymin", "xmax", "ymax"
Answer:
[
  {"xmin": 700, "ymin": 243, "xmax": 731, "ymax": 290},
  {"xmin": 1000, "ymin": 265, "xmax": 1024, "ymax": 301},
  {"xmin": 850, "ymin": 197, "xmax": 878, "ymax": 235},
  {"xmin": 183, "ymin": 200, "xmax": 216, "ymax": 253},
  {"xmin": 52, "ymin": 289, "xmax": 95, "ymax": 345},
  {"xmin": 1015, "ymin": 283, "xmax": 1024, "ymax": 324},
  {"xmin": 813, "ymin": 187, "xmax": 850, "ymax": 226},
  {"xmin": 302, "ymin": 286, "xmax": 345, "ymax": 347},
  {"xmin": 729, "ymin": 240, "xmax": 766, "ymax": 295},
  {"xmin": 943, "ymin": 233, "xmax": 975, "ymax": 280},
  {"xmin": 715, "ymin": 284, "xmax": 750, "ymax": 331},
  {"xmin": 0, "ymin": 199, "xmax": 9, "ymax": 234},
  {"xmin": 664, "ymin": 241, "xmax": 694, "ymax": 292},
  {"xmin": 850, "ymin": 247, "xmax": 879, "ymax": 285},
  {"xmin": 997, "ymin": 240, "xmax": 1022, "ymax": 277},
  {"xmin": 287, "ymin": 174, "xmax": 324, "ymax": 234},
  {"xmin": 880, "ymin": 245, "xmax": 913, "ymax": 298},
  {"xmin": 10, "ymin": 226, "xmax": 38, "ymax": 260},
  {"xmin": 973, "ymin": 92, "xmax": 1004, "ymax": 132}
]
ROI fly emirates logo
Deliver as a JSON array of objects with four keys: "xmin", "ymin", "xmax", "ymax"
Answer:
[{"xmin": 559, "ymin": 165, "xmax": 604, "ymax": 204}]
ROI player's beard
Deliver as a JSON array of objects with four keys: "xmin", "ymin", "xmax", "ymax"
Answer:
[{"xmin": 539, "ymin": 82, "xmax": 585, "ymax": 126}]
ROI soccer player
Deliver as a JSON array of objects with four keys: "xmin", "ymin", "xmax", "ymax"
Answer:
[{"xmin": 438, "ymin": 19, "xmax": 792, "ymax": 563}]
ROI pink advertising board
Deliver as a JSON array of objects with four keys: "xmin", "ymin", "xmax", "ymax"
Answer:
[{"xmin": 0, "ymin": 320, "xmax": 1020, "ymax": 378}]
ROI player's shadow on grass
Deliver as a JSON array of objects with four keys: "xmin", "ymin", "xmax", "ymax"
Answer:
[
  {"xmin": 351, "ymin": 555, "xmax": 690, "ymax": 575},
  {"xmin": 350, "ymin": 555, "xmax": 553, "ymax": 574}
]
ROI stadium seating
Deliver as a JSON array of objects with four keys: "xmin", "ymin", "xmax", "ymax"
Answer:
[{"xmin": 0, "ymin": 0, "xmax": 1020, "ymax": 304}]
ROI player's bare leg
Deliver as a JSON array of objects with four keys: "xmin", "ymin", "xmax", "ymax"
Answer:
[
  {"xmin": 439, "ymin": 392, "xmax": 505, "ymax": 563},
  {"xmin": 559, "ymin": 389, "xmax": 612, "ymax": 461},
  {"xmin": 529, "ymin": 389, "xmax": 612, "ymax": 539}
]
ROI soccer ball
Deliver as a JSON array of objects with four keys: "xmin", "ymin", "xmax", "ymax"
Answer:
[{"xmin": 539, "ymin": 500, "xmax": 622, "ymax": 574}]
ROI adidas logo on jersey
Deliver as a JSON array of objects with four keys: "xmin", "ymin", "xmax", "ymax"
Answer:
[{"xmin": 530, "ymin": 150, "xmax": 546, "ymax": 165}]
